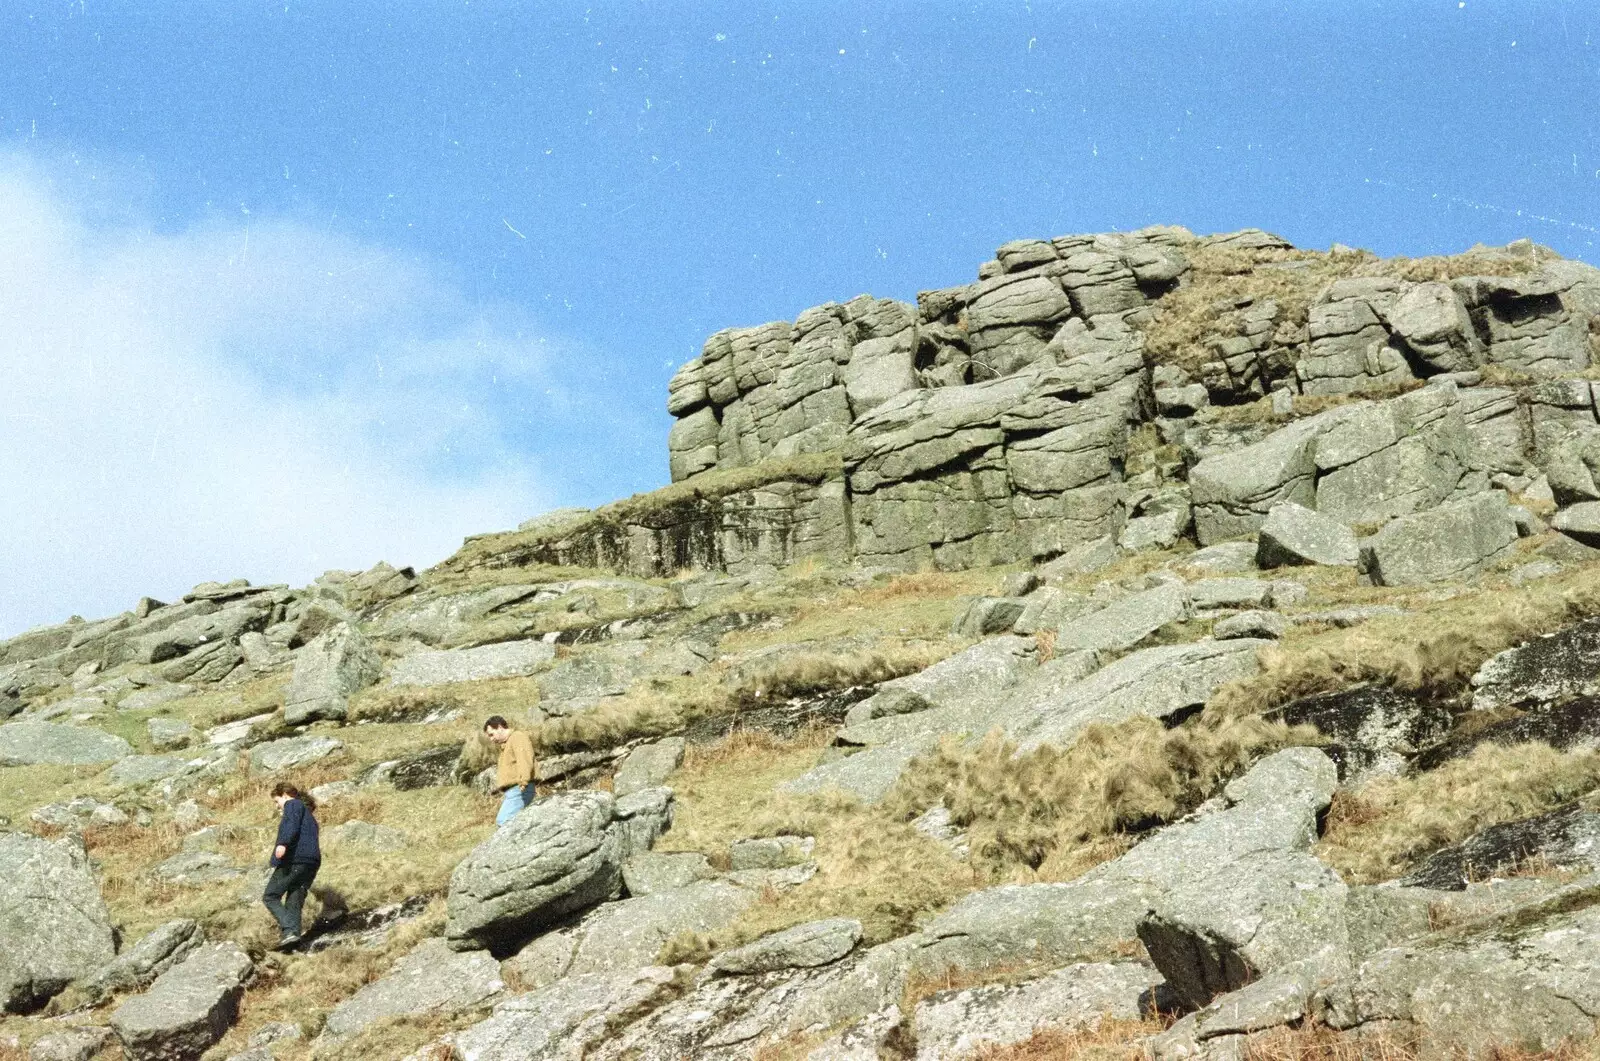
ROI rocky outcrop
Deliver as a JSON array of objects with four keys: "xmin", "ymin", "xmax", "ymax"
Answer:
[
  {"xmin": 910, "ymin": 961, "xmax": 1161, "ymax": 1060},
  {"xmin": 1471, "ymin": 618, "xmax": 1600, "ymax": 711},
  {"xmin": 109, "ymin": 942, "xmax": 253, "ymax": 1061},
  {"xmin": 612, "ymin": 738, "xmax": 685, "ymax": 797},
  {"xmin": 0, "ymin": 721, "xmax": 131, "ymax": 767},
  {"xmin": 82, "ymin": 920, "xmax": 204, "ymax": 1002},
  {"xmin": 1400, "ymin": 805, "xmax": 1600, "ymax": 889},
  {"xmin": 446, "ymin": 789, "xmax": 675, "ymax": 953},
  {"xmin": 1269, "ymin": 685, "xmax": 1454, "ymax": 782},
  {"xmin": 283, "ymin": 621, "xmax": 382, "ymax": 724},
  {"xmin": 389, "ymin": 639, "xmax": 556, "ymax": 687},
  {"xmin": 1359, "ymin": 491, "xmax": 1519, "ymax": 586},
  {"xmin": 0, "ymin": 832, "xmax": 116, "ymax": 1012},
  {"xmin": 319, "ymin": 938, "xmax": 504, "ymax": 1045}
]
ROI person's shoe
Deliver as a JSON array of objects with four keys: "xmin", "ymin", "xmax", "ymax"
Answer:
[{"xmin": 273, "ymin": 934, "xmax": 302, "ymax": 951}]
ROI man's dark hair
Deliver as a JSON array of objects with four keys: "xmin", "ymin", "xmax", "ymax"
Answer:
[{"xmin": 483, "ymin": 715, "xmax": 510, "ymax": 732}]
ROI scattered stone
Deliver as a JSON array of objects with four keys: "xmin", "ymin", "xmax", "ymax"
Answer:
[
  {"xmin": 389, "ymin": 639, "xmax": 557, "ymax": 687},
  {"xmin": 309, "ymin": 780, "xmax": 359, "ymax": 804},
  {"xmin": 0, "ymin": 721, "xmax": 131, "ymax": 766},
  {"xmin": 325, "ymin": 821, "xmax": 408, "ymax": 850},
  {"xmin": 83, "ymin": 920, "xmax": 205, "ymax": 1002},
  {"xmin": 205, "ymin": 713, "xmax": 273, "ymax": 747},
  {"xmin": 319, "ymin": 938, "xmax": 504, "ymax": 1045},
  {"xmin": 1359, "ymin": 492, "xmax": 1519, "ymax": 586},
  {"xmin": 1054, "ymin": 582, "xmax": 1188, "ymax": 653},
  {"xmin": 446, "ymin": 790, "xmax": 674, "ymax": 953},
  {"xmin": 1297, "ymin": 604, "xmax": 1407, "ymax": 627},
  {"xmin": 1256, "ymin": 501, "xmax": 1359, "ymax": 568},
  {"xmin": 118, "ymin": 686, "xmax": 196, "ymax": 713},
  {"xmin": 612, "ymin": 738, "xmax": 685, "ymax": 797},
  {"xmin": 710, "ymin": 919, "xmax": 862, "ymax": 976},
  {"xmin": 31, "ymin": 797, "xmax": 128, "ymax": 829},
  {"xmin": 1000, "ymin": 572, "xmax": 1041, "ymax": 598},
  {"xmin": 1510, "ymin": 559, "xmax": 1564, "ymax": 585},
  {"xmin": 911, "ymin": 962, "xmax": 1161, "ymax": 1061},
  {"xmin": 559, "ymin": 880, "xmax": 757, "ymax": 979},
  {"xmin": 360, "ymin": 743, "xmax": 465, "ymax": 790},
  {"xmin": 1118, "ymin": 508, "xmax": 1191, "ymax": 552},
  {"xmin": 1181, "ymin": 540, "xmax": 1260, "ymax": 573},
  {"xmin": 949, "ymin": 597, "xmax": 1028, "ymax": 637},
  {"xmin": 146, "ymin": 717, "xmax": 194, "ymax": 751},
  {"xmin": 108, "ymin": 755, "xmax": 192, "ymax": 789},
  {"xmin": 1552, "ymin": 501, "xmax": 1600, "ymax": 547},
  {"xmin": 622, "ymin": 852, "xmax": 715, "ymax": 897},
  {"xmin": 283, "ymin": 622, "xmax": 383, "ymax": 725},
  {"xmin": 248, "ymin": 734, "xmax": 342, "ymax": 772},
  {"xmin": 152, "ymin": 851, "xmax": 243, "ymax": 886},
  {"xmin": 1038, "ymin": 536, "xmax": 1117, "ymax": 578},
  {"xmin": 110, "ymin": 942, "xmax": 253, "ymax": 1061},
  {"xmin": 1419, "ymin": 695, "xmax": 1600, "ymax": 770},
  {"xmin": 911, "ymin": 806, "xmax": 970, "ymax": 859},
  {"xmin": 171, "ymin": 800, "xmax": 208, "ymax": 831},
  {"xmin": 729, "ymin": 835, "xmax": 815, "ymax": 870},
  {"xmin": 27, "ymin": 1026, "xmax": 114, "ymax": 1061},
  {"xmin": 445, "ymin": 967, "xmax": 684, "ymax": 1061},
  {"xmin": 1214, "ymin": 610, "xmax": 1289, "ymax": 640},
  {"xmin": 0, "ymin": 832, "xmax": 116, "ymax": 1012}
]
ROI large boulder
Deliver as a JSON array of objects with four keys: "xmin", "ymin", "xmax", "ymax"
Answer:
[
  {"xmin": 319, "ymin": 938, "xmax": 504, "ymax": 1045},
  {"xmin": 82, "ymin": 920, "xmax": 204, "ymax": 1002},
  {"xmin": 911, "ymin": 749, "xmax": 1337, "ymax": 980},
  {"xmin": 282, "ymin": 622, "xmax": 382, "ymax": 724},
  {"xmin": 445, "ymin": 789, "xmax": 674, "ymax": 953},
  {"xmin": 109, "ymin": 942, "xmax": 253, "ymax": 1061},
  {"xmin": 1054, "ymin": 582, "xmax": 1188, "ymax": 653},
  {"xmin": 1189, "ymin": 417, "xmax": 1324, "ymax": 544},
  {"xmin": 1358, "ymin": 491, "xmax": 1518, "ymax": 586},
  {"xmin": 0, "ymin": 721, "xmax": 131, "ymax": 766},
  {"xmin": 1256, "ymin": 501, "xmax": 1359, "ymax": 568},
  {"xmin": 388, "ymin": 639, "xmax": 556, "ymax": 688},
  {"xmin": 0, "ymin": 832, "xmax": 116, "ymax": 1012}
]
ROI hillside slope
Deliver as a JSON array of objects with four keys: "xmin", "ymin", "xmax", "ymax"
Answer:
[{"xmin": 8, "ymin": 228, "xmax": 1600, "ymax": 1060}]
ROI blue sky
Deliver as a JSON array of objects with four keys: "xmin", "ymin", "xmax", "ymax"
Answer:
[{"xmin": 1, "ymin": 0, "xmax": 1596, "ymax": 635}]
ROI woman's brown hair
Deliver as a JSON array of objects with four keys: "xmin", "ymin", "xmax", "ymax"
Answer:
[{"xmin": 270, "ymin": 780, "xmax": 317, "ymax": 813}]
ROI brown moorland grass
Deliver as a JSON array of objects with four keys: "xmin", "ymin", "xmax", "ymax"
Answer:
[
  {"xmin": 886, "ymin": 715, "xmax": 1317, "ymax": 880},
  {"xmin": 655, "ymin": 727, "xmax": 980, "ymax": 961},
  {"xmin": 1206, "ymin": 562, "xmax": 1600, "ymax": 721},
  {"xmin": 1317, "ymin": 742, "xmax": 1600, "ymax": 884}
]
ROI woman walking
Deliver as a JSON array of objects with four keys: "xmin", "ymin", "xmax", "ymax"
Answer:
[{"xmin": 262, "ymin": 781, "xmax": 321, "ymax": 951}]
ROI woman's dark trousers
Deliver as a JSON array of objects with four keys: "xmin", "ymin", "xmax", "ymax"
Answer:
[{"xmin": 262, "ymin": 862, "xmax": 319, "ymax": 938}]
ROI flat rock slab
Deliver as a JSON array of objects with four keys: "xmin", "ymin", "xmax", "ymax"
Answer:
[
  {"xmin": 389, "ymin": 639, "xmax": 556, "ymax": 687},
  {"xmin": 912, "ymin": 961, "xmax": 1161, "ymax": 1061},
  {"xmin": 1418, "ymin": 695, "xmax": 1600, "ymax": 770},
  {"xmin": 320, "ymin": 937, "xmax": 504, "ymax": 1045},
  {"xmin": 447, "ymin": 967, "xmax": 683, "ymax": 1061},
  {"xmin": 1471, "ymin": 617, "xmax": 1600, "ymax": 712},
  {"xmin": 83, "ymin": 920, "xmax": 204, "ymax": 1001},
  {"xmin": 563, "ymin": 880, "xmax": 756, "ymax": 978},
  {"xmin": 1055, "ymin": 582, "xmax": 1188, "ymax": 654},
  {"xmin": 26, "ymin": 1026, "xmax": 114, "ymax": 1061},
  {"xmin": 0, "ymin": 721, "xmax": 131, "ymax": 766},
  {"xmin": 621, "ymin": 851, "xmax": 714, "ymax": 897},
  {"xmin": 1400, "ymin": 804, "xmax": 1600, "ymax": 890},
  {"xmin": 1269, "ymin": 685, "xmax": 1453, "ymax": 782},
  {"xmin": 612, "ymin": 738, "xmax": 685, "ymax": 797},
  {"xmin": 0, "ymin": 833, "xmax": 116, "ymax": 1012},
  {"xmin": 109, "ymin": 755, "xmax": 193, "ymax": 788},
  {"xmin": 111, "ymin": 942, "xmax": 253, "ymax": 1061},
  {"xmin": 247, "ymin": 735, "xmax": 341, "ymax": 772},
  {"xmin": 710, "ymin": 918, "xmax": 862, "ymax": 976}
]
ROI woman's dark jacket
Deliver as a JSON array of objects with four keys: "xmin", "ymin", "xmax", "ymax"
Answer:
[{"xmin": 271, "ymin": 798, "xmax": 321, "ymax": 867}]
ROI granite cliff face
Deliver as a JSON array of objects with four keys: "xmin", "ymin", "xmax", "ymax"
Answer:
[{"xmin": 457, "ymin": 227, "xmax": 1600, "ymax": 584}]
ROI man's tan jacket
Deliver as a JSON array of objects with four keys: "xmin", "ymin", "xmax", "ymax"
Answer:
[{"xmin": 495, "ymin": 730, "xmax": 537, "ymax": 792}]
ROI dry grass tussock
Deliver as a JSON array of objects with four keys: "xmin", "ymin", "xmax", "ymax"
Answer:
[
  {"xmin": 723, "ymin": 566, "xmax": 1001, "ymax": 648},
  {"xmin": 725, "ymin": 641, "xmax": 950, "ymax": 706},
  {"xmin": 655, "ymin": 728, "xmax": 979, "ymax": 960},
  {"xmin": 1207, "ymin": 563, "xmax": 1600, "ymax": 720},
  {"xmin": 885, "ymin": 715, "xmax": 1317, "ymax": 879},
  {"xmin": 1317, "ymin": 742, "xmax": 1600, "ymax": 884},
  {"xmin": 1142, "ymin": 241, "xmax": 1538, "ymax": 379}
]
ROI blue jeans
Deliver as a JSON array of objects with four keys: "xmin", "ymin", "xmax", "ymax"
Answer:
[
  {"xmin": 263, "ymin": 862, "xmax": 319, "ymax": 938},
  {"xmin": 496, "ymin": 784, "xmax": 533, "ymax": 826}
]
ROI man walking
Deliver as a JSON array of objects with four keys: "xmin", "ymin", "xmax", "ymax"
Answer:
[{"xmin": 484, "ymin": 715, "xmax": 537, "ymax": 826}]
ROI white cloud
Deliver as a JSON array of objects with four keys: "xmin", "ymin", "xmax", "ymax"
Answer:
[{"xmin": 0, "ymin": 158, "xmax": 569, "ymax": 636}]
